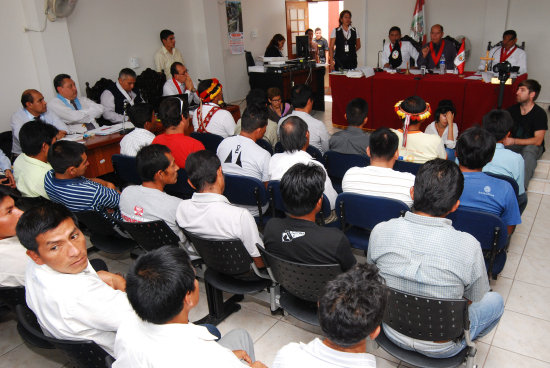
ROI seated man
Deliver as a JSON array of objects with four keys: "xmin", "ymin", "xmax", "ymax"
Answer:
[
  {"xmin": 329, "ymin": 98, "xmax": 370, "ymax": 157},
  {"xmin": 191, "ymin": 79, "xmax": 235, "ymax": 138},
  {"xmin": 368, "ymin": 159, "xmax": 504, "ymax": 359},
  {"xmin": 273, "ymin": 264, "xmax": 386, "ymax": 367},
  {"xmin": 113, "ymin": 246, "xmax": 266, "ymax": 368},
  {"xmin": 382, "ymin": 26, "xmax": 419, "ymax": 69},
  {"xmin": 11, "ymin": 89, "xmax": 67, "ymax": 155},
  {"xmin": 457, "ymin": 127, "xmax": 521, "ymax": 235},
  {"xmin": 217, "ymin": 105, "xmax": 271, "ymax": 216},
  {"xmin": 162, "ymin": 62, "xmax": 200, "ymax": 105},
  {"xmin": 48, "ymin": 73, "xmax": 104, "ymax": 133},
  {"xmin": 482, "ymin": 109, "xmax": 527, "ymax": 213},
  {"xmin": 100, "ymin": 68, "xmax": 144, "ymax": 124},
  {"xmin": 505, "ymin": 79, "xmax": 547, "ymax": 190},
  {"xmin": 120, "ymin": 103, "xmax": 156, "ymax": 157},
  {"xmin": 152, "ymin": 97, "xmax": 204, "ymax": 168},
  {"xmin": 279, "ymin": 84, "xmax": 329, "ymax": 154},
  {"xmin": 17, "ymin": 202, "xmax": 132, "ymax": 355},
  {"xmin": 270, "ymin": 117, "xmax": 337, "ymax": 211},
  {"xmin": 0, "ymin": 151, "xmax": 15, "ymax": 189},
  {"xmin": 478, "ymin": 30, "xmax": 526, "ymax": 75},
  {"xmin": 44, "ymin": 140, "xmax": 120, "ymax": 217},
  {"xmin": 176, "ymin": 150, "xmax": 264, "ymax": 269},
  {"xmin": 155, "ymin": 29, "xmax": 185, "ymax": 81},
  {"xmin": 235, "ymin": 89, "xmax": 278, "ymax": 148},
  {"xmin": 263, "ymin": 163, "xmax": 355, "ymax": 271},
  {"xmin": 392, "ymin": 96, "xmax": 446, "ymax": 163},
  {"xmin": 417, "ymin": 24, "xmax": 457, "ymax": 70},
  {"xmin": 342, "ymin": 127, "xmax": 415, "ymax": 207},
  {"xmin": 0, "ymin": 186, "xmax": 26, "ymax": 287},
  {"xmin": 13, "ymin": 121, "xmax": 58, "ymax": 199}
]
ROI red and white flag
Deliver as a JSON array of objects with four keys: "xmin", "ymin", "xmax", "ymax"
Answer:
[
  {"xmin": 454, "ymin": 38, "xmax": 466, "ymax": 74},
  {"xmin": 410, "ymin": 0, "xmax": 426, "ymax": 44}
]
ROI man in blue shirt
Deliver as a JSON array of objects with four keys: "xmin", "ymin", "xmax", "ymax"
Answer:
[{"xmin": 456, "ymin": 127, "xmax": 521, "ymax": 235}]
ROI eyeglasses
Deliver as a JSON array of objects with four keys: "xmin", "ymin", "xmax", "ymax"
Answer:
[{"xmin": 178, "ymin": 69, "xmax": 189, "ymax": 76}]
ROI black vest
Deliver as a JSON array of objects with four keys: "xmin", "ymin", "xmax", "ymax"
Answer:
[
  {"xmin": 334, "ymin": 26, "xmax": 358, "ymax": 70},
  {"xmin": 105, "ymin": 84, "xmax": 143, "ymax": 115}
]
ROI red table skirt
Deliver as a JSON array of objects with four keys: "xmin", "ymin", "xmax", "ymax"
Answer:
[{"xmin": 330, "ymin": 72, "xmax": 526, "ymax": 132}]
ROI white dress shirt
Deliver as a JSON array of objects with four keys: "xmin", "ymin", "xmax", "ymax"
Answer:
[
  {"xmin": 269, "ymin": 150, "xmax": 337, "ymax": 210},
  {"xmin": 162, "ymin": 78, "xmax": 201, "ymax": 105},
  {"xmin": 10, "ymin": 107, "xmax": 69, "ymax": 154},
  {"xmin": 48, "ymin": 95, "xmax": 104, "ymax": 132},
  {"xmin": 424, "ymin": 121, "xmax": 459, "ymax": 149},
  {"xmin": 100, "ymin": 81, "xmax": 139, "ymax": 123},
  {"xmin": 119, "ymin": 128, "xmax": 156, "ymax": 157},
  {"xmin": 0, "ymin": 236, "xmax": 28, "ymax": 287},
  {"xmin": 25, "ymin": 261, "xmax": 133, "ymax": 356},
  {"xmin": 381, "ymin": 41, "xmax": 419, "ymax": 69},
  {"xmin": 479, "ymin": 45, "xmax": 527, "ymax": 75},
  {"xmin": 279, "ymin": 111, "xmax": 330, "ymax": 154},
  {"xmin": 191, "ymin": 103, "xmax": 236, "ymax": 138}
]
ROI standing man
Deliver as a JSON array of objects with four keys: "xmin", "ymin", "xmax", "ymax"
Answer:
[
  {"xmin": 381, "ymin": 26, "xmax": 419, "ymax": 69},
  {"xmin": 505, "ymin": 79, "xmax": 547, "ymax": 190},
  {"xmin": 100, "ymin": 68, "xmax": 144, "ymax": 124},
  {"xmin": 479, "ymin": 30, "xmax": 526, "ymax": 75},
  {"xmin": 155, "ymin": 29, "xmax": 185, "ymax": 81},
  {"xmin": 417, "ymin": 24, "xmax": 457, "ymax": 70},
  {"xmin": 313, "ymin": 28, "xmax": 329, "ymax": 64}
]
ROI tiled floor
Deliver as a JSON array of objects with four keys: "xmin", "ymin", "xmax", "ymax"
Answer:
[{"xmin": 2, "ymin": 102, "xmax": 550, "ymax": 367}]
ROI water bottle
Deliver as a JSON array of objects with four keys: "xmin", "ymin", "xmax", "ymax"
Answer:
[{"xmin": 439, "ymin": 54, "xmax": 446, "ymax": 74}]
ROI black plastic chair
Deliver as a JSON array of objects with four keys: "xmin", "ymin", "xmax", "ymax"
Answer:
[
  {"xmin": 245, "ymin": 50, "xmax": 255, "ymax": 74},
  {"xmin": 119, "ymin": 220, "xmax": 181, "ymax": 252},
  {"xmin": 274, "ymin": 143, "xmax": 323, "ymax": 162},
  {"xmin": 485, "ymin": 172, "xmax": 520, "ymax": 196},
  {"xmin": 15, "ymin": 304, "xmax": 113, "ymax": 368},
  {"xmin": 323, "ymin": 151, "xmax": 370, "ymax": 193},
  {"xmin": 393, "ymin": 160, "xmax": 422, "ymax": 175},
  {"xmin": 0, "ymin": 286, "xmax": 25, "ymax": 311},
  {"xmin": 190, "ymin": 132, "xmax": 224, "ymax": 153},
  {"xmin": 376, "ymin": 288, "xmax": 476, "ymax": 368},
  {"xmin": 164, "ymin": 169, "xmax": 195, "ymax": 200},
  {"xmin": 259, "ymin": 246, "xmax": 341, "ymax": 326},
  {"xmin": 336, "ymin": 193, "xmax": 409, "ymax": 252},
  {"xmin": 447, "ymin": 207, "xmax": 508, "ymax": 279},
  {"xmin": 111, "ymin": 154, "xmax": 142, "ymax": 187},
  {"xmin": 256, "ymin": 138, "xmax": 273, "ymax": 155},
  {"xmin": 182, "ymin": 230, "xmax": 273, "ymax": 325},
  {"xmin": 74, "ymin": 211, "xmax": 137, "ymax": 255},
  {"xmin": 223, "ymin": 174, "xmax": 270, "ymax": 225}
]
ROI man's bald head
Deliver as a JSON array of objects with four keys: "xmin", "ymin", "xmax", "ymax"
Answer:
[
  {"xmin": 280, "ymin": 116, "xmax": 309, "ymax": 152},
  {"xmin": 430, "ymin": 24, "xmax": 444, "ymax": 44},
  {"xmin": 21, "ymin": 89, "xmax": 47, "ymax": 116}
]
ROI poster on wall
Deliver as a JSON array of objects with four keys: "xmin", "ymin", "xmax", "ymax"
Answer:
[{"xmin": 226, "ymin": 0, "xmax": 244, "ymax": 54}]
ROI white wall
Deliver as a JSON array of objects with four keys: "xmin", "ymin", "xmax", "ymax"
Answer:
[{"xmin": 308, "ymin": 2, "xmax": 329, "ymax": 41}]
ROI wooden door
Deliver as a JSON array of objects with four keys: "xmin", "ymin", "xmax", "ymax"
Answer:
[{"xmin": 285, "ymin": 1, "xmax": 309, "ymax": 59}]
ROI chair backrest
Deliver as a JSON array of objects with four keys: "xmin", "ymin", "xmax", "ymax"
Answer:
[
  {"xmin": 164, "ymin": 169, "xmax": 195, "ymax": 199},
  {"xmin": 16, "ymin": 304, "xmax": 112, "ymax": 368},
  {"xmin": 323, "ymin": 151, "xmax": 370, "ymax": 190},
  {"xmin": 190, "ymin": 132, "xmax": 224, "ymax": 153},
  {"xmin": 182, "ymin": 230, "xmax": 252, "ymax": 275},
  {"xmin": 443, "ymin": 35, "xmax": 461, "ymax": 52},
  {"xmin": 135, "ymin": 67, "xmax": 166, "ymax": 110},
  {"xmin": 256, "ymin": 138, "xmax": 273, "ymax": 155},
  {"xmin": 485, "ymin": 172, "xmax": 520, "ymax": 196},
  {"xmin": 336, "ymin": 192, "xmax": 409, "ymax": 231},
  {"xmin": 0, "ymin": 286, "xmax": 25, "ymax": 309},
  {"xmin": 268, "ymin": 180, "xmax": 331, "ymax": 221},
  {"xmin": 224, "ymin": 174, "xmax": 268, "ymax": 208},
  {"xmin": 274, "ymin": 142, "xmax": 284, "ymax": 154},
  {"xmin": 0, "ymin": 131, "xmax": 13, "ymax": 160},
  {"xmin": 259, "ymin": 247, "xmax": 341, "ymax": 302},
  {"xmin": 120, "ymin": 220, "xmax": 180, "ymax": 252},
  {"xmin": 85, "ymin": 78, "xmax": 115, "ymax": 104},
  {"xmin": 111, "ymin": 154, "xmax": 142, "ymax": 186},
  {"xmin": 306, "ymin": 145, "xmax": 323, "ymax": 162},
  {"xmin": 245, "ymin": 51, "xmax": 255, "ymax": 68},
  {"xmin": 74, "ymin": 211, "xmax": 121, "ymax": 237},
  {"xmin": 383, "ymin": 288, "xmax": 468, "ymax": 342},
  {"xmin": 393, "ymin": 160, "xmax": 422, "ymax": 175}
]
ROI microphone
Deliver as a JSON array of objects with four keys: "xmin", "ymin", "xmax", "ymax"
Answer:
[
  {"xmin": 489, "ymin": 41, "xmax": 501, "ymax": 70},
  {"xmin": 377, "ymin": 39, "xmax": 385, "ymax": 70},
  {"xmin": 487, "ymin": 41, "xmax": 492, "ymax": 51}
]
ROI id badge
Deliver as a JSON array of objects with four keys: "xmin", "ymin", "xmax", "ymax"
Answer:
[{"xmin": 344, "ymin": 44, "xmax": 349, "ymax": 53}]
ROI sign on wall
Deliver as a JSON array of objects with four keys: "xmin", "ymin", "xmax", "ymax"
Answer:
[{"xmin": 226, "ymin": 1, "xmax": 244, "ymax": 54}]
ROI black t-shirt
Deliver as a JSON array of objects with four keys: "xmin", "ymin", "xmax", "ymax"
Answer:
[
  {"xmin": 314, "ymin": 38, "xmax": 329, "ymax": 62},
  {"xmin": 263, "ymin": 217, "xmax": 356, "ymax": 271},
  {"xmin": 507, "ymin": 103, "xmax": 548, "ymax": 141}
]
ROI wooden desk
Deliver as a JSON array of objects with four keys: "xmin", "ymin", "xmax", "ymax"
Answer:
[{"xmin": 82, "ymin": 133, "xmax": 123, "ymax": 178}]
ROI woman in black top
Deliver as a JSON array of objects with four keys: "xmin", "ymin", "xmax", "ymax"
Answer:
[
  {"xmin": 329, "ymin": 10, "xmax": 361, "ymax": 71},
  {"xmin": 264, "ymin": 34, "xmax": 286, "ymax": 57}
]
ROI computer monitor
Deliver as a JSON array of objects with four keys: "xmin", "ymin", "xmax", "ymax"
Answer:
[{"xmin": 295, "ymin": 35, "xmax": 310, "ymax": 59}]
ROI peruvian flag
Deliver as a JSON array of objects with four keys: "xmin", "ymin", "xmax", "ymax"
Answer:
[
  {"xmin": 454, "ymin": 38, "xmax": 466, "ymax": 74},
  {"xmin": 410, "ymin": 0, "xmax": 426, "ymax": 44}
]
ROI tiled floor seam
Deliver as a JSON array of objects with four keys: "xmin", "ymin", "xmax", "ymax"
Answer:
[
  {"xmin": 252, "ymin": 319, "xmax": 280, "ymax": 344},
  {"xmin": 0, "ymin": 342, "xmax": 24, "ymax": 358}
]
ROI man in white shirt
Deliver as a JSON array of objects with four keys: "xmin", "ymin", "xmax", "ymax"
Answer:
[
  {"xmin": 155, "ymin": 29, "xmax": 185, "ymax": 81},
  {"xmin": 162, "ymin": 62, "xmax": 200, "ymax": 106},
  {"xmin": 479, "ymin": 30, "xmax": 527, "ymax": 75},
  {"xmin": 381, "ymin": 26, "xmax": 419, "ymax": 69},
  {"xmin": 100, "ymin": 68, "xmax": 144, "ymax": 124},
  {"xmin": 113, "ymin": 246, "xmax": 266, "ymax": 368},
  {"xmin": 10, "ymin": 89, "xmax": 68, "ymax": 155},
  {"xmin": 279, "ymin": 84, "xmax": 329, "ymax": 154},
  {"xmin": 0, "ymin": 187, "xmax": 26, "ymax": 287},
  {"xmin": 270, "ymin": 116, "xmax": 337, "ymax": 210},
  {"xmin": 48, "ymin": 74, "xmax": 104, "ymax": 133},
  {"xmin": 192, "ymin": 79, "xmax": 235, "ymax": 138},
  {"xmin": 120, "ymin": 103, "xmax": 156, "ymax": 157},
  {"xmin": 17, "ymin": 202, "xmax": 132, "ymax": 356},
  {"xmin": 343, "ymin": 128, "xmax": 415, "ymax": 207},
  {"xmin": 217, "ymin": 106, "xmax": 271, "ymax": 216},
  {"xmin": 273, "ymin": 264, "xmax": 386, "ymax": 368}
]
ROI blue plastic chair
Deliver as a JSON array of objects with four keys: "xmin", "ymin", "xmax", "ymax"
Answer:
[
  {"xmin": 223, "ymin": 174, "xmax": 270, "ymax": 225},
  {"xmin": 336, "ymin": 193, "xmax": 409, "ymax": 252},
  {"xmin": 447, "ymin": 207, "xmax": 508, "ymax": 279},
  {"xmin": 164, "ymin": 169, "xmax": 195, "ymax": 200},
  {"xmin": 484, "ymin": 172, "xmax": 520, "ymax": 196},
  {"xmin": 112, "ymin": 154, "xmax": 141, "ymax": 186},
  {"xmin": 256, "ymin": 138, "xmax": 273, "ymax": 156},
  {"xmin": 323, "ymin": 151, "xmax": 370, "ymax": 193},
  {"xmin": 190, "ymin": 132, "xmax": 224, "ymax": 153},
  {"xmin": 273, "ymin": 142, "xmax": 323, "ymax": 162},
  {"xmin": 393, "ymin": 160, "xmax": 422, "ymax": 175}
]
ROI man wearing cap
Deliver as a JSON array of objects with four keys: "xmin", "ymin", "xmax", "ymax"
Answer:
[{"xmin": 191, "ymin": 79, "xmax": 235, "ymax": 138}]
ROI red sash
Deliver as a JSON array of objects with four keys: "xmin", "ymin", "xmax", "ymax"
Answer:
[
  {"xmin": 429, "ymin": 40, "xmax": 445, "ymax": 64},
  {"xmin": 172, "ymin": 78, "xmax": 183, "ymax": 94},
  {"xmin": 389, "ymin": 42, "xmax": 402, "ymax": 52},
  {"xmin": 500, "ymin": 46, "xmax": 517, "ymax": 62},
  {"xmin": 197, "ymin": 104, "xmax": 221, "ymax": 133}
]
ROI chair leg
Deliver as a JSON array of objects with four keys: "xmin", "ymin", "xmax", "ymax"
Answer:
[{"xmin": 194, "ymin": 281, "xmax": 243, "ymax": 326}]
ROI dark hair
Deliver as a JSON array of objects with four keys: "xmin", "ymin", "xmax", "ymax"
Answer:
[
  {"xmin": 136, "ymin": 144, "xmax": 171, "ymax": 182},
  {"xmin": 127, "ymin": 103, "xmax": 154, "ymax": 129},
  {"xmin": 519, "ymin": 79, "xmax": 541, "ymax": 101},
  {"xmin": 20, "ymin": 120, "xmax": 59, "ymax": 156},
  {"xmin": 401, "ymin": 95, "xmax": 427, "ymax": 115},
  {"xmin": 503, "ymin": 29, "xmax": 517, "ymax": 40},
  {"xmin": 267, "ymin": 34, "xmax": 285, "ymax": 49},
  {"xmin": 346, "ymin": 98, "xmax": 368, "ymax": 126},
  {"xmin": 21, "ymin": 89, "xmax": 38, "ymax": 108},
  {"xmin": 158, "ymin": 97, "xmax": 188, "ymax": 128},
  {"xmin": 169, "ymin": 62, "xmax": 184, "ymax": 77},
  {"xmin": 126, "ymin": 246, "xmax": 195, "ymax": 324},
  {"xmin": 319, "ymin": 263, "xmax": 387, "ymax": 347},
  {"xmin": 48, "ymin": 140, "xmax": 87, "ymax": 174},
  {"xmin": 290, "ymin": 84, "xmax": 313, "ymax": 109},
  {"xmin": 241, "ymin": 106, "xmax": 268, "ymax": 133},
  {"xmin": 338, "ymin": 10, "xmax": 352, "ymax": 27},
  {"xmin": 482, "ymin": 109, "xmax": 514, "ymax": 142},
  {"xmin": 267, "ymin": 87, "xmax": 281, "ymax": 100},
  {"xmin": 434, "ymin": 100, "xmax": 456, "ymax": 123},
  {"xmin": 280, "ymin": 116, "xmax": 308, "ymax": 152},
  {"xmin": 369, "ymin": 128, "xmax": 398, "ymax": 161},
  {"xmin": 53, "ymin": 73, "xmax": 71, "ymax": 92},
  {"xmin": 246, "ymin": 89, "xmax": 267, "ymax": 109},
  {"xmin": 389, "ymin": 26, "xmax": 401, "ymax": 35},
  {"xmin": 456, "ymin": 127, "xmax": 496, "ymax": 169},
  {"xmin": 413, "ymin": 159, "xmax": 463, "ymax": 216},
  {"xmin": 119, "ymin": 68, "xmax": 137, "ymax": 80},
  {"xmin": 305, "ymin": 29, "xmax": 313, "ymax": 35},
  {"xmin": 16, "ymin": 202, "xmax": 77, "ymax": 253},
  {"xmin": 160, "ymin": 29, "xmax": 174, "ymax": 41},
  {"xmin": 185, "ymin": 150, "xmax": 220, "ymax": 192},
  {"xmin": 280, "ymin": 163, "xmax": 325, "ymax": 216}
]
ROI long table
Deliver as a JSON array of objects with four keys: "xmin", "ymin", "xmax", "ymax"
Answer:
[{"xmin": 330, "ymin": 72, "xmax": 526, "ymax": 131}]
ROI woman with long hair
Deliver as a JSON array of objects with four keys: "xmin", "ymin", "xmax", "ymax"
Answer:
[{"xmin": 265, "ymin": 34, "xmax": 286, "ymax": 57}]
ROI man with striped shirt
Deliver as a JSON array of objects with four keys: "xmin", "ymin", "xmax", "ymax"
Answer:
[
  {"xmin": 342, "ymin": 128, "xmax": 415, "ymax": 207},
  {"xmin": 44, "ymin": 140, "xmax": 120, "ymax": 218}
]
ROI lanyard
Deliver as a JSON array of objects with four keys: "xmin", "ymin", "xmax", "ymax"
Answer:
[
  {"xmin": 500, "ymin": 46, "xmax": 517, "ymax": 62},
  {"xmin": 429, "ymin": 40, "xmax": 445, "ymax": 64},
  {"xmin": 389, "ymin": 42, "xmax": 402, "ymax": 52},
  {"xmin": 172, "ymin": 78, "xmax": 183, "ymax": 94}
]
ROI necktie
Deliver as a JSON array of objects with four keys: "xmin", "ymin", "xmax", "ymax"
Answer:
[
  {"xmin": 33, "ymin": 115, "xmax": 40, "ymax": 121},
  {"xmin": 70, "ymin": 100, "xmax": 79, "ymax": 110}
]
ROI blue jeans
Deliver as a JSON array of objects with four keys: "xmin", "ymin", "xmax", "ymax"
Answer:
[{"xmin": 384, "ymin": 292, "xmax": 504, "ymax": 358}]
